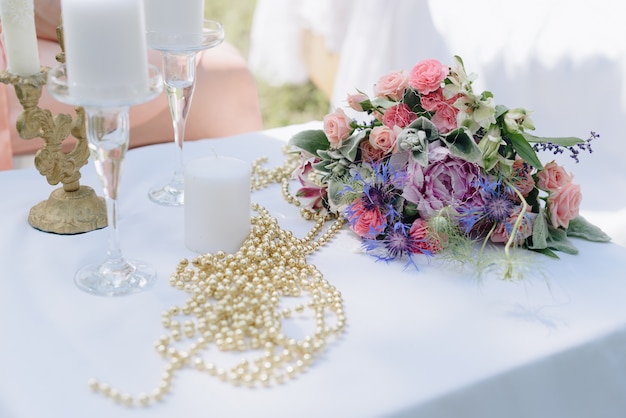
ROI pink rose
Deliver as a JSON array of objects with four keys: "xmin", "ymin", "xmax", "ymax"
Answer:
[
  {"xmin": 537, "ymin": 161, "xmax": 572, "ymax": 192},
  {"xmin": 382, "ymin": 103, "xmax": 417, "ymax": 128},
  {"xmin": 409, "ymin": 59, "xmax": 449, "ymax": 95},
  {"xmin": 547, "ymin": 182, "xmax": 582, "ymax": 229},
  {"xmin": 430, "ymin": 102, "xmax": 459, "ymax": 134},
  {"xmin": 347, "ymin": 93, "xmax": 369, "ymax": 112},
  {"xmin": 323, "ymin": 108, "xmax": 353, "ymax": 149},
  {"xmin": 373, "ymin": 70, "xmax": 409, "ymax": 101},
  {"xmin": 348, "ymin": 200, "xmax": 386, "ymax": 238},
  {"xmin": 369, "ymin": 125, "xmax": 399, "ymax": 155}
]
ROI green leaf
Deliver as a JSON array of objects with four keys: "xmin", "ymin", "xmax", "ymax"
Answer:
[
  {"xmin": 402, "ymin": 88, "xmax": 422, "ymax": 112},
  {"xmin": 495, "ymin": 104, "xmax": 509, "ymax": 119},
  {"xmin": 370, "ymin": 96, "xmax": 397, "ymax": 110},
  {"xmin": 440, "ymin": 128, "xmax": 483, "ymax": 165},
  {"xmin": 529, "ymin": 210, "xmax": 549, "ymax": 249},
  {"xmin": 546, "ymin": 226, "xmax": 579, "ymax": 255},
  {"xmin": 408, "ymin": 117, "xmax": 440, "ymax": 141},
  {"xmin": 508, "ymin": 131, "xmax": 543, "ymax": 169},
  {"xmin": 532, "ymin": 247, "xmax": 560, "ymax": 259},
  {"xmin": 289, "ymin": 130, "xmax": 329, "ymax": 156},
  {"xmin": 339, "ymin": 130, "xmax": 366, "ymax": 162},
  {"xmin": 566, "ymin": 216, "xmax": 612, "ymax": 242},
  {"xmin": 522, "ymin": 132, "xmax": 584, "ymax": 148},
  {"xmin": 412, "ymin": 149, "xmax": 429, "ymax": 167}
]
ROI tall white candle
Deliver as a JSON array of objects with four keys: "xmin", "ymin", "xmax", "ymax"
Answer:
[
  {"xmin": 0, "ymin": 0, "xmax": 40, "ymax": 76},
  {"xmin": 60, "ymin": 0, "xmax": 150, "ymax": 103},
  {"xmin": 184, "ymin": 156, "xmax": 251, "ymax": 255},
  {"xmin": 143, "ymin": 0, "xmax": 204, "ymax": 47}
]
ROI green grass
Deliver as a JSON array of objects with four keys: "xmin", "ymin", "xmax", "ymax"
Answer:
[{"xmin": 204, "ymin": 0, "xmax": 329, "ymax": 128}]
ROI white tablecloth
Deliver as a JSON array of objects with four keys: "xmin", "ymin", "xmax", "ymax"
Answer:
[{"xmin": 2, "ymin": 124, "xmax": 626, "ymax": 417}]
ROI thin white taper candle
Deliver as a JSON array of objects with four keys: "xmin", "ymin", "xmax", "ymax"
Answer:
[{"xmin": 0, "ymin": 0, "xmax": 40, "ymax": 76}]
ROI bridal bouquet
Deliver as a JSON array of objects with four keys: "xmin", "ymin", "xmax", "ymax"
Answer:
[{"xmin": 288, "ymin": 56, "xmax": 610, "ymax": 277}]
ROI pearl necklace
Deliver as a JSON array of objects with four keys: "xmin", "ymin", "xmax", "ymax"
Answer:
[{"xmin": 87, "ymin": 155, "xmax": 346, "ymax": 407}]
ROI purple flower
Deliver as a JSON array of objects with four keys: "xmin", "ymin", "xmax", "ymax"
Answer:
[{"xmin": 402, "ymin": 143, "xmax": 484, "ymax": 219}]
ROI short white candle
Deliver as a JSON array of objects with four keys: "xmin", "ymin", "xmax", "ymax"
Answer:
[
  {"xmin": 0, "ymin": 0, "xmax": 40, "ymax": 76},
  {"xmin": 184, "ymin": 156, "xmax": 251, "ymax": 255},
  {"xmin": 143, "ymin": 0, "xmax": 204, "ymax": 36},
  {"xmin": 60, "ymin": 0, "xmax": 150, "ymax": 103}
]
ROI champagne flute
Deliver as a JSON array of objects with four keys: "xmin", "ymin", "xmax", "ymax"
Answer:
[
  {"xmin": 147, "ymin": 20, "xmax": 224, "ymax": 206},
  {"xmin": 47, "ymin": 64, "xmax": 163, "ymax": 296}
]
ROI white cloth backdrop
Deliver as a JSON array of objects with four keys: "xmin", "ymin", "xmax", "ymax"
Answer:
[{"xmin": 249, "ymin": 0, "xmax": 626, "ymax": 245}]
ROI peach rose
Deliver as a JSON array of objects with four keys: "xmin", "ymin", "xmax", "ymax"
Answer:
[
  {"xmin": 373, "ymin": 70, "xmax": 409, "ymax": 101},
  {"xmin": 409, "ymin": 59, "xmax": 449, "ymax": 95},
  {"xmin": 369, "ymin": 125, "xmax": 399, "ymax": 155},
  {"xmin": 360, "ymin": 139, "xmax": 387, "ymax": 163},
  {"xmin": 382, "ymin": 103, "xmax": 417, "ymax": 128},
  {"xmin": 323, "ymin": 108, "xmax": 353, "ymax": 149},
  {"xmin": 547, "ymin": 182, "xmax": 582, "ymax": 229},
  {"xmin": 347, "ymin": 93, "xmax": 369, "ymax": 112},
  {"xmin": 537, "ymin": 161, "xmax": 572, "ymax": 192}
]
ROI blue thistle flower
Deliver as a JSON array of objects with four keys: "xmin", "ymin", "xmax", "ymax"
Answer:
[
  {"xmin": 361, "ymin": 221, "xmax": 432, "ymax": 270},
  {"xmin": 457, "ymin": 176, "xmax": 514, "ymax": 234}
]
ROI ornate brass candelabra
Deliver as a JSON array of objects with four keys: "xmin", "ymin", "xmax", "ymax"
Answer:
[{"xmin": 0, "ymin": 27, "xmax": 106, "ymax": 234}]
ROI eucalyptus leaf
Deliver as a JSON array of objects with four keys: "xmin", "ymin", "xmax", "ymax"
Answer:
[
  {"xmin": 508, "ymin": 132, "xmax": 543, "ymax": 169},
  {"xmin": 289, "ymin": 130, "xmax": 329, "ymax": 156},
  {"xmin": 566, "ymin": 216, "xmax": 612, "ymax": 242},
  {"xmin": 440, "ymin": 128, "xmax": 483, "ymax": 165}
]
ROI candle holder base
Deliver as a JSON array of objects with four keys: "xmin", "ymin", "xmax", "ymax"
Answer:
[{"xmin": 28, "ymin": 185, "xmax": 107, "ymax": 234}]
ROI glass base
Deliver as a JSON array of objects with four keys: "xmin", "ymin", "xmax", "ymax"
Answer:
[
  {"xmin": 75, "ymin": 258, "xmax": 156, "ymax": 297},
  {"xmin": 148, "ymin": 181, "xmax": 184, "ymax": 206}
]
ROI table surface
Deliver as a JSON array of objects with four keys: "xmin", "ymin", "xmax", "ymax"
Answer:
[{"xmin": 2, "ymin": 123, "xmax": 626, "ymax": 418}]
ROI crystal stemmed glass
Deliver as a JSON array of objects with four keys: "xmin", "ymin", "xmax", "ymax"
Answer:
[
  {"xmin": 147, "ymin": 20, "xmax": 224, "ymax": 206},
  {"xmin": 47, "ymin": 64, "xmax": 163, "ymax": 296}
]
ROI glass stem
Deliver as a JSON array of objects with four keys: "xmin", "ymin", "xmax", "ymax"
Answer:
[
  {"xmin": 163, "ymin": 51, "xmax": 198, "ymax": 186},
  {"xmin": 85, "ymin": 107, "xmax": 130, "ymax": 269},
  {"xmin": 105, "ymin": 195, "xmax": 123, "ymax": 265}
]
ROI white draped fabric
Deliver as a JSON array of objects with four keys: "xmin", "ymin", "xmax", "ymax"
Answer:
[{"xmin": 249, "ymin": 0, "xmax": 626, "ymax": 243}]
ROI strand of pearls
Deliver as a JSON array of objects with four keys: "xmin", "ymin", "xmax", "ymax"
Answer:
[{"xmin": 87, "ymin": 156, "xmax": 346, "ymax": 408}]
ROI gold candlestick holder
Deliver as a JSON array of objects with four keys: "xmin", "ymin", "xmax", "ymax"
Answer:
[{"xmin": 0, "ymin": 29, "xmax": 107, "ymax": 234}]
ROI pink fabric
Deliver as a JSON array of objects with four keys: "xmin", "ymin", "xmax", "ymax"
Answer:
[{"xmin": 0, "ymin": 39, "xmax": 13, "ymax": 170}]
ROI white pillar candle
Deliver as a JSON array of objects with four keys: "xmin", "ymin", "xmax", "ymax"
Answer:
[
  {"xmin": 60, "ymin": 0, "xmax": 150, "ymax": 103},
  {"xmin": 0, "ymin": 0, "xmax": 40, "ymax": 76},
  {"xmin": 143, "ymin": 0, "xmax": 204, "ymax": 36},
  {"xmin": 184, "ymin": 156, "xmax": 251, "ymax": 255}
]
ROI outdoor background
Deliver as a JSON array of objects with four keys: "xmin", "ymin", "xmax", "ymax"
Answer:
[{"xmin": 205, "ymin": 0, "xmax": 330, "ymax": 129}]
